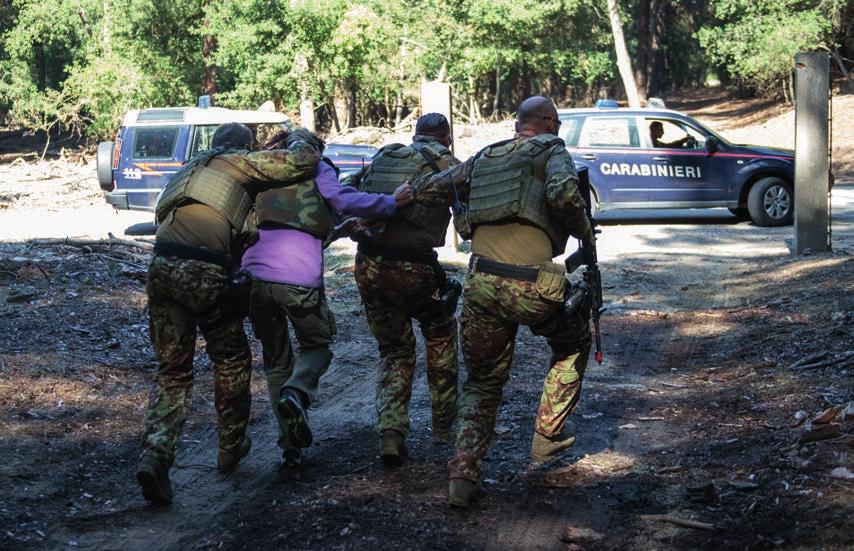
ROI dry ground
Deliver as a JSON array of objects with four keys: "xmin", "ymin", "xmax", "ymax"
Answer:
[{"xmin": 0, "ymin": 89, "xmax": 852, "ymax": 550}]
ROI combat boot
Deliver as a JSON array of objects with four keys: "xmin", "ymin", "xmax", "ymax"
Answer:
[
  {"xmin": 135, "ymin": 454, "xmax": 173, "ymax": 505},
  {"xmin": 218, "ymin": 435, "xmax": 252, "ymax": 473},
  {"xmin": 448, "ymin": 478, "xmax": 480, "ymax": 508},
  {"xmin": 277, "ymin": 389, "xmax": 313, "ymax": 448},
  {"xmin": 282, "ymin": 447, "xmax": 303, "ymax": 468},
  {"xmin": 530, "ymin": 421, "xmax": 577, "ymax": 464},
  {"xmin": 379, "ymin": 429, "xmax": 408, "ymax": 466}
]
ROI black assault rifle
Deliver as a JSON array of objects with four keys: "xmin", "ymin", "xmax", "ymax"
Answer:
[{"xmin": 563, "ymin": 166, "xmax": 604, "ymax": 364}]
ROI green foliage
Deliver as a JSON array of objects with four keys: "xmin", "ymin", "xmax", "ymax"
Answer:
[
  {"xmin": 697, "ymin": 0, "xmax": 836, "ymax": 92},
  {"xmin": 0, "ymin": 0, "xmax": 849, "ymax": 138}
]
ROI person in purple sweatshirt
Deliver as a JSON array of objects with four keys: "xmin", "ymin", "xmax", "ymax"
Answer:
[{"xmin": 242, "ymin": 129, "xmax": 413, "ymax": 473}]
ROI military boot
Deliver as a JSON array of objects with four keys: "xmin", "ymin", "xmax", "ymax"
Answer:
[
  {"xmin": 277, "ymin": 389, "xmax": 313, "ymax": 448},
  {"xmin": 135, "ymin": 455, "xmax": 173, "ymax": 505},
  {"xmin": 282, "ymin": 447, "xmax": 303, "ymax": 468},
  {"xmin": 218, "ymin": 435, "xmax": 252, "ymax": 473},
  {"xmin": 448, "ymin": 478, "xmax": 480, "ymax": 508},
  {"xmin": 379, "ymin": 430, "xmax": 408, "ymax": 466},
  {"xmin": 531, "ymin": 421, "xmax": 577, "ymax": 464}
]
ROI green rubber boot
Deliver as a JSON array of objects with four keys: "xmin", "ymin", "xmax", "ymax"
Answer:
[{"xmin": 531, "ymin": 421, "xmax": 577, "ymax": 464}]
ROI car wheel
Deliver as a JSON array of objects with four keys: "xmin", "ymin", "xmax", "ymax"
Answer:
[
  {"xmin": 728, "ymin": 207, "xmax": 750, "ymax": 219},
  {"xmin": 97, "ymin": 141, "xmax": 114, "ymax": 191},
  {"xmin": 747, "ymin": 177, "xmax": 793, "ymax": 226}
]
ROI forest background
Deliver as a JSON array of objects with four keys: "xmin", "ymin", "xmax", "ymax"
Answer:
[{"xmin": 0, "ymin": 0, "xmax": 852, "ymax": 141}]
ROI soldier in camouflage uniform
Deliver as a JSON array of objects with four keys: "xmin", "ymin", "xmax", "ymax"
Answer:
[
  {"xmin": 137, "ymin": 124, "xmax": 320, "ymax": 505},
  {"xmin": 241, "ymin": 131, "xmax": 413, "ymax": 474},
  {"xmin": 412, "ymin": 97, "xmax": 595, "ymax": 507},
  {"xmin": 343, "ymin": 114, "xmax": 461, "ymax": 465}
]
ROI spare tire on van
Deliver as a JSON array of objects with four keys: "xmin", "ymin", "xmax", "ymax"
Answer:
[{"xmin": 97, "ymin": 141, "xmax": 114, "ymax": 191}]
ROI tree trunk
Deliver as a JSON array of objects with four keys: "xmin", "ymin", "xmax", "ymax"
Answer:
[
  {"xmin": 201, "ymin": 0, "xmax": 217, "ymax": 97},
  {"xmin": 647, "ymin": 0, "xmax": 664, "ymax": 97},
  {"xmin": 327, "ymin": 95, "xmax": 341, "ymax": 133},
  {"xmin": 634, "ymin": 0, "xmax": 650, "ymax": 101},
  {"xmin": 394, "ymin": 30, "xmax": 407, "ymax": 126},
  {"xmin": 347, "ymin": 79, "xmax": 357, "ymax": 128},
  {"xmin": 293, "ymin": 52, "xmax": 314, "ymax": 130},
  {"xmin": 493, "ymin": 65, "xmax": 501, "ymax": 117},
  {"xmin": 606, "ymin": 0, "xmax": 641, "ymax": 107}
]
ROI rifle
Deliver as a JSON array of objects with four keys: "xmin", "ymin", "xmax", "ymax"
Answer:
[{"xmin": 564, "ymin": 166, "xmax": 604, "ymax": 364}]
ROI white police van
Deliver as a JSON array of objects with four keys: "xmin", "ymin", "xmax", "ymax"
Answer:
[{"xmin": 97, "ymin": 97, "xmax": 377, "ymax": 213}]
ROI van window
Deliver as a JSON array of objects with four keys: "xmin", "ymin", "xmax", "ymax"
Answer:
[
  {"xmin": 190, "ymin": 125, "xmax": 218, "ymax": 157},
  {"xmin": 132, "ymin": 128, "xmax": 179, "ymax": 159},
  {"xmin": 578, "ymin": 117, "xmax": 639, "ymax": 148},
  {"xmin": 559, "ymin": 116, "xmax": 584, "ymax": 147}
]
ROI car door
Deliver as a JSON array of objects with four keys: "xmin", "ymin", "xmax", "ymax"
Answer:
[
  {"xmin": 569, "ymin": 115, "xmax": 644, "ymax": 205},
  {"xmin": 640, "ymin": 116, "xmax": 729, "ymax": 205},
  {"xmin": 122, "ymin": 125, "xmax": 189, "ymax": 210}
]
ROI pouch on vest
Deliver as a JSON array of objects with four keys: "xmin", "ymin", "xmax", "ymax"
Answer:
[{"xmin": 535, "ymin": 261, "xmax": 567, "ymax": 303}]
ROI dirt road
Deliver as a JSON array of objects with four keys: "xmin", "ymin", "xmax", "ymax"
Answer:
[
  {"xmin": 2, "ymin": 89, "xmax": 853, "ymax": 549},
  {"xmin": 2, "ymin": 182, "xmax": 851, "ymax": 549}
]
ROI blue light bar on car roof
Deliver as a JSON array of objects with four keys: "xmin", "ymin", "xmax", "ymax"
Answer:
[{"xmin": 595, "ymin": 99, "xmax": 619, "ymax": 109}]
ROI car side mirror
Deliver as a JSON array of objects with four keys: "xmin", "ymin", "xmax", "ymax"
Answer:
[{"xmin": 705, "ymin": 136, "xmax": 718, "ymax": 153}]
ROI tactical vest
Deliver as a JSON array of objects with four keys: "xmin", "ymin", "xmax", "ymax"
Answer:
[
  {"xmin": 463, "ymin": 134, "xmax": 571, "ymax": 256},
  {"xmin": 254, "ymin": 178, "xmax": 334, "ymax": 239},
  {"xmin": 155, "ymin": 148, "xmax": 252, "ymax": 231},
  {"xmin": 360, "ymin": 142, "xmax": 451, "ymax": 247}
]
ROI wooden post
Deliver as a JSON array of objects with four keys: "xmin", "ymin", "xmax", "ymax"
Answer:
[{"xmin": 793, "ymin": 52, "xmax": 831, "ymax": 254}]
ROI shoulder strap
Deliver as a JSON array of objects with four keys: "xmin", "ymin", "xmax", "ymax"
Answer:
[{"xmin": 410, "ymin": 142, "xmax": 441, "ymax": 173}]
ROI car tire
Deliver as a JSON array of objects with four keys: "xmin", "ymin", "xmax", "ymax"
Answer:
[
  {"xmin": 747, "ymin": 177, "xmax": 793, "ymax": 226},
  {"xmin": 97, "ymin": 141, "xmax": 114, "ymax": 191},
  {"xmin": 728, "ymin": 207, "xmax": 750, "ymax": 219}
]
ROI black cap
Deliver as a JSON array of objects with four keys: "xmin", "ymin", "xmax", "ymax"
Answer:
[{"xmin": 212, "ymin": 123, "xmax": 253, "ymax": 149}]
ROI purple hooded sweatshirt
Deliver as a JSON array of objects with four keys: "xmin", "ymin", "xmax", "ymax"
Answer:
[{"xmin": 242, "ymin": 161, "xmax": 395, "ymax": 288}]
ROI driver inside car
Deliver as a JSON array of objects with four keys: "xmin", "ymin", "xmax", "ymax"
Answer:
[{"xmin": 650, "ymin": 121, "xmax": 693, "ymax": 148}]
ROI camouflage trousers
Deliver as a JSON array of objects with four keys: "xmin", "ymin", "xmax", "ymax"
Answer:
[
  {"xmin": 354, "ymin": 252, "xmax": 459, "ymax": 437},
  {"xmin": 142, "ymin": 255, "xmax": 252, "ymax": 467},
  {"xmin": 448, "ymin": 270, "xmax": 591, "ymax": 482},
  {"xmin": 249, "ymin": 280, "xmax": 336, "ymax": 449}
]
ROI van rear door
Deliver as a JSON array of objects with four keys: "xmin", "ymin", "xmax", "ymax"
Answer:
[{"xmin": 114, "ymin": 125, "xmax": 189, "ymax": 210}]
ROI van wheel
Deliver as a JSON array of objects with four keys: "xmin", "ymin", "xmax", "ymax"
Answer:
[
  {"xmin": 97, "ymin": 141, "xmax": 114, "ymax": 191},
  {"xmin": 747, "ymin": 177, "xmax": 793, "ymax": 226}
]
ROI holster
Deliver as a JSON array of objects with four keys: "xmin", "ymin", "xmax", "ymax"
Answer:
[{"xmin": 198, "ymin": 269, "xmax": 253, "ymax": 332}]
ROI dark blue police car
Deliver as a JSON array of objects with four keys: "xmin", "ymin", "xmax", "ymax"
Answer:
[{"xmin": 559, "ymin": 101, "xmax": 796, "ymax": 226}]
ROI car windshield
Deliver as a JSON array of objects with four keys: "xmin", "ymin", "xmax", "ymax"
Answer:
[{"xmin": 190, "ymin": 123, "xmax": 284, "ymax": 156}]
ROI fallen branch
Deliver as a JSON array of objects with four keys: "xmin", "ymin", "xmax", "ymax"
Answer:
[
  {"xmin": 640, "ymin": 514, "xmax": 716, "ymax": 531},
  {"xmin": 788, "ymin": 351, "xmax": 828, "ymax": 369},
  {"xmin": 28, "ymin": 236, "xmax": 154, "ymax": 251}
]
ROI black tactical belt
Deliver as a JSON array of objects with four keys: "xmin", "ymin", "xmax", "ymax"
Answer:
[
  {"xmin": 153, "ymin": 240, "xmax": 234, "ymax": 268},
  {"xmin": 469, "ymin": 255, "xmax": 539, "ymax": 282},
  {"xmin": 357, "ymin": 241, "xmax": 438, "ymax": 265}
]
